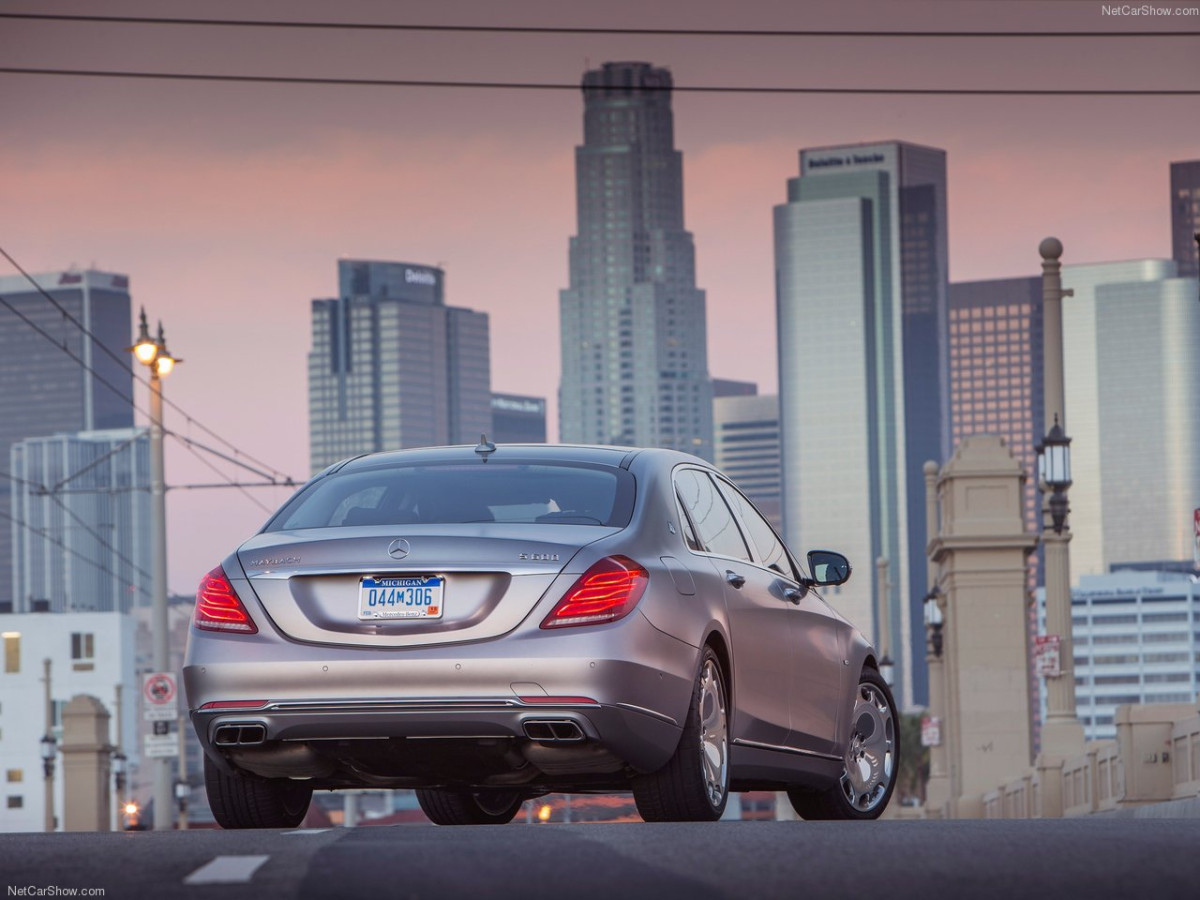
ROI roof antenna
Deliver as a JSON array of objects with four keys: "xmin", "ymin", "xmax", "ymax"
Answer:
[{"xmin": 475, "ymin": 434, "xmax": 496, "ymax": 463}]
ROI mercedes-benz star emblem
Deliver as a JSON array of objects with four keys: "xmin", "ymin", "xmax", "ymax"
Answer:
[{"xmin": 387, "ymin": 539, "xmax": 411, "ymax": 560}]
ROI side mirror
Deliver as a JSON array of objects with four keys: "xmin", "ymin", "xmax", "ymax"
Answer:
[{"xmin": 806, "ymin": 550, "xmax": 852, "ymax": 586}]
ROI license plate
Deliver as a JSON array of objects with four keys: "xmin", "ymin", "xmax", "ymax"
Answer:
[{"xmin": 358, "ymin": 575, "xmax": 445, "ymax": 620}]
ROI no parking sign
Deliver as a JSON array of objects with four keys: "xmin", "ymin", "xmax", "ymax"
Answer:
[{"xmin": 143, "ymin": 672, "xmax": 178, "ymax": 722}]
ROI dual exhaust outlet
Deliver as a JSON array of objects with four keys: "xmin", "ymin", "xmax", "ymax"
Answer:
[
  {"xmin": 213, "ymin": 723, "xmax": 267, "ymax": 747},
  {"xmin": 522, "ymin": 719, "xmax": 585, "ymax": 743}
]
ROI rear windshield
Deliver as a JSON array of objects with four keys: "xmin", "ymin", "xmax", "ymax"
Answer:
[{"xmin": 264, "ymin": 462, "xmax": 634, "ymax": 532}]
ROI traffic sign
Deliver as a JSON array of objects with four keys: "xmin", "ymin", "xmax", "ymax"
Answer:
[{"xmin": 143, "ymin": 672, "xmax": 178, "ymax": 721}]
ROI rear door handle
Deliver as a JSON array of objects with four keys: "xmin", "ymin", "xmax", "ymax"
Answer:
[{"xmin": 725, "ymin": 570, "xmax": 746, "ymax": 589}]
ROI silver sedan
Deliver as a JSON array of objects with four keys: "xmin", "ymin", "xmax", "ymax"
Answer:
[{"xmin": 184, "ymin": 442, "xmax": 897, "ymax": 826}]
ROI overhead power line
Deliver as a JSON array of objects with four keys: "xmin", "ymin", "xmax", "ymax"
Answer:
[
  {"xmin": 1, "ymin": 12, "xmax": 1195, "ymax": 38},
  {"xmin": 0, "ymin": 244, "xmax": 294, "ymax": 485},
  {"xmin": 0, "ymin": 67, "xmax": 1193, "ymax": 96}
]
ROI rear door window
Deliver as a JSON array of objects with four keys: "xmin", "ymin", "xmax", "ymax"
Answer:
[
  {"xmin": 714, "ymin": 477, "xmax": 800, "ymax": 581},
  {"xmin": 674, "ymin": 468, "xmax": 751, "ymax": 562}
]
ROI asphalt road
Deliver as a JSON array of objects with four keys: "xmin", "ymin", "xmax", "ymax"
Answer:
[{"xmin": 2, "ymin": 818, "xmax": 1198, "ymax": 900}]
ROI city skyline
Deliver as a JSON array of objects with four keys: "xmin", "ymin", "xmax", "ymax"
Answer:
[{"xmin": 2, "ymin": 0, "xmax": 1196, "ymax": 594}]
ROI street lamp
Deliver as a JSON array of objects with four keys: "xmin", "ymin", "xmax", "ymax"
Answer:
[
  {"xmin": 111, "ymin": 750, "xmax": 127, "ymax": 822},
  {"xmin": 128, "ymin": 307, "xmax": 180, "ymax": 831},
  {"xmin": 39, "ymin": 733, "xmax": 56, "ymax": 832},
  {"xmin": 923, "ymin": 590, "xmax": 944, "ymax": 659},
  {"xmin": 1036, "ymin": 418, "xmax": 1072, "ymax": 534},
  {"xmin": 1038, "ymin": 237, "xmax": 1085, "ymax": 757}
]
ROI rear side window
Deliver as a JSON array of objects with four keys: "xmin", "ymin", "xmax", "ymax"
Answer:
[
  {"xmin": 266, "ymin": 462, "xmax": 633, "ymax": 532},
  {"xmin": 674, "ymin": 468, "xmax": 751, "ymax": 562}
]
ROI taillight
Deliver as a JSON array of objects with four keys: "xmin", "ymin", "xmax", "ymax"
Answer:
[
  {"xmin": 540, "ymin": 556, "xmax": 649, "ymax": 629},
  {"xmin": 195, "ymin": 566, "xmax": 258, "ymax": 634}
]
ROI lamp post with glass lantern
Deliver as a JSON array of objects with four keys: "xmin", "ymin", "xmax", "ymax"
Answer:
[
  {"xmin": 39, "ymin": 732, "xmax": 56, "ymax": 832},
  {"xmin": 1037, "ymin": 239, "xmax": 1084, "ymax": 756},
  {"xmin": 129, "ymin": 308, "xmax": 180, "ymax": 830}
]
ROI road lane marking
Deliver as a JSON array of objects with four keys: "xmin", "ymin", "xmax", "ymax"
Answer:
[
  {"xmin": 284, "ymin": 828, "xmax": 331, "ymax": 835},
  {"xmin": 184, "ymin": 855, "xmax": 270, "ymax": 885}
]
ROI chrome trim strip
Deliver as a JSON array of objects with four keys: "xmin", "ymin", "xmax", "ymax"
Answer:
[
  {"xmin": 732, "ymin": 738, "xmax": 841, "ymax": 762},
  {"xmin": 265, "ymin": 699, "xmax": 521, "ymax": 712},
  {"xmin": 616, "ymin": 703, "xmax": 679, "ymax": 727}
]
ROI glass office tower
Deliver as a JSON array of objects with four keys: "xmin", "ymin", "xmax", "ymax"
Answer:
[
  {"xmin": 11, "ymin": 429, "xmax": 150, "ymax": 613},
  {"xmin": 774, "ymin": 141, "xmax": 950, "ymax": 706},
  {"xmin": 559, "ymin": 62, "xmax": 713, "ymax": 459},
  {"xmin": 1061, "ymin": 260, "xmax": 1200, "ymax": 577},
  {"xmin": 308, "ymin": 260, "xmax": 491, "ymax": 472},
  {"xmin": 0, "ymin": 269, "xmax": 133, "ymax": 610}
]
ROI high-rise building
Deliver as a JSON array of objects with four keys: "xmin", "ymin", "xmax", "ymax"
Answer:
[
  {"xmin": 1038, "ymin": 570, "xmax": 1200, "ymax": 742},
  {"xmin": 713, "ymin": 392, "xmax": 782, "ymax": 532},
  {"xmin": 10, "ymin": 429, "xmax": 150, "ymax": 613},
  {"xmin": 1061, "ymin": 259, "xmax": 1200, "ymax": 578},
  {"xmin": 948, "ymin": 277, "xmax": 1044, "ymax": 563},
  {"xmin": 490, "ymin": 393, "xmax": 547, "ymax": 444},
  {"xmin": 0, "ymin": 269, "xmax": 133, "ymax": 609},
  {"xmin": 1170, "ymin": 160, "xmax": 1200, "ymax": 279},
  {"xmin": 559, "ymin": 62, "xmax": 713, "ymax": 459},
  {"xmin": 308, "ymin": 260, "xmax": 492, "ymax": 472},
  {"xmin": 774, "ymin": 141, "xmax": 950, "ymax": 706}
]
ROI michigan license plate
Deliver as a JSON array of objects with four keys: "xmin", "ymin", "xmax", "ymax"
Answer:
[{"xmin": 358, "ymin": 575, "xmax": 445, "ymax": 620}]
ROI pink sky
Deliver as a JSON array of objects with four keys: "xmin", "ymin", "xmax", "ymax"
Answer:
[{"xmin": 1, "ymin": 0, "xmax": 1197, "ymax": 594}]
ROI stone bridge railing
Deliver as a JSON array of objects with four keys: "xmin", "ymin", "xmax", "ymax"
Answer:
[{"xmin": 970, "ymin": 699, "xmax": 1200, "ymax": 818}]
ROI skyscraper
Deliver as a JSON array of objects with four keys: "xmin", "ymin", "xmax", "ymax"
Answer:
[
  {"xmin": 774, "ymin": 141, "xmax": 950, "ymax": 706},
  {"xmin": 1061, "ymin": 259, "xmax": 1200, "ymax": 577},
  {"xmin": 559, "ymin": 62, "xmax": 713, "ymax": 458},
  {"xmin": 0, "ymin": 269, "xmax": 133, "ymax": 609},
  {"xmin": 308, "ymin": 260, "xmax": 491, "ymax": 472},
  {"xmin": 713, "ymin": 391, "xmax": 783, "ymax": 532},
  {"xmin": 1170, "ymin": 160, "xmax": 1200, "ymax": 279},
  {"xmin": 948, "ymin": 277, "xmax": 1044, "ymax": 557},
  {"xmin": 10, "ymin": 429, "xmax": 150, "ymax": 613}
]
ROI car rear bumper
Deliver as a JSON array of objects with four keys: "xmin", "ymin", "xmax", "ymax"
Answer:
[{"xmin": 184, "ymin": 612, "xmax": 698, "ymax": 782}]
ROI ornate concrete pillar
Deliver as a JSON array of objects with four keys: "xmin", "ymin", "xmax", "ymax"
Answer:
[
  {"xmin": 61, "ymin": 695, "xmax": 113, "ymax": 832},
  {"xmin": 930, "ymin": 435, "xmax": 1037, "ymax": 817}
]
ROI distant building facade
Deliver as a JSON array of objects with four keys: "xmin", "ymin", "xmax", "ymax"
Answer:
[
  {"xmin": 308, "ymin": 260, "xmax": 492, "ymax": 471},
  {"xmin": 774, "ymin": 141, "xmax": 950, "ymax": 706},
  {"xmin": 0, "ymin": 269, "xmax": 133, "ymax": 611},
  {"xmin": 1039, "ymin": 570, "xmax": 1200, "ymax": 742},
  {"xmin": 10, "ymin": 429, "xmax": 150, "ymax": 614},
  {"xmin": 559, "ymin": 62, "xmax": 713, "ymax": 459},
  {"xmin": 1171, "ymin": 160, "xmax": 1200, "ymax": 279},
  {"xmin": 1061, "ymin": 260, "xmax": 1200, "ymax": 578},
  {"xmin": 0, "ymin": 610, "xmax": 138, "ymax": 832},
  {"xmin": 712, "ymin": 379, "xmax": 758, "ymax": 399},
  {"xmin": 490, "ymin": 393, "xmax": 547, "ymax": 444},
  {"xmin": 713, "ymin": 392, "xmax": 782, "ymax": 532}
]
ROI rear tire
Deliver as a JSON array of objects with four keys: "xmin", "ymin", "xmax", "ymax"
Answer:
[
  {"xmin": 788, "ymin": 667, "xmax": 898, "ymax": 820},
  {"xmin": 204, "ymin": 754, "xmax": 312, "ymax": 829},
  {"xmin": 416, "ymin": 789, "xmax": 523, "ymax": 825},
  {"xmin": 633, "ymin": 646, "xmax": 729, "ymax": 822}
]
